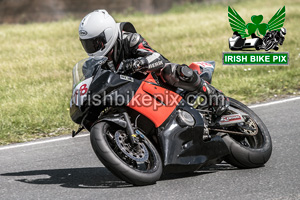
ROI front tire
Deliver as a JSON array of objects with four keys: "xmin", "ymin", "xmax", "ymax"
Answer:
[
  {"xmin": 222, "ymin": 98, "xmax": 272, "ymax": 168},
  {"xmin": 90, "ymin": 122, "xmax": 163, "ymax": 186}
]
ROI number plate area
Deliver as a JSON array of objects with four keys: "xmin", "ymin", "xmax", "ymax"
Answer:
[{"xmin": 71, "ymin": 77, "xmax": 93, "ymax": 107}]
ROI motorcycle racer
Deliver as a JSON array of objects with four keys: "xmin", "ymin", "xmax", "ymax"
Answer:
[
  {"xmin": 78, "ymin": 9, "xmax": 229, "ymax": 116},
  {"xmin": 262, "ymin": 27, "xmax": 286, "ymax": 51}
]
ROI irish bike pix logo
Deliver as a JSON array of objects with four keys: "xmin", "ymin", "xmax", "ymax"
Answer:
[{"xmin": 223, "ymin": 6, "xmax": 289, "ymax": 66}]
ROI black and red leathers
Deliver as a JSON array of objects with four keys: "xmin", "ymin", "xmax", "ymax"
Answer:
[{"xmin": 111, "ymin": 22, "xmax": 229, "ymax": 115}]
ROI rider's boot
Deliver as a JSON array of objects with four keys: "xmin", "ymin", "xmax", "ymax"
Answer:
[
  {"xmin": 273, "ymin": 45, "xmax": 279, "ymax": 51},
  {"xmin": 195, "ymin": 78, "xmax": 229, "ymax": 116}
]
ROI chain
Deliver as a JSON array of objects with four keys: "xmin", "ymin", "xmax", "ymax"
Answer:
[{"xmin": 209, "ymin": 128, "xmax": 258, "ymax": 136}]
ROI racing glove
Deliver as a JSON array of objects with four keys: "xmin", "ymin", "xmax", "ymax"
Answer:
[{"xmin": 117, "ymin": 57, "xmax": 148, "ymax": 74}]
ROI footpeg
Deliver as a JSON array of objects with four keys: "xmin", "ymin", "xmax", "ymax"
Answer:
[{"xmin": 203, "ymin": 126, "xmax": 211, "ymax": 141}]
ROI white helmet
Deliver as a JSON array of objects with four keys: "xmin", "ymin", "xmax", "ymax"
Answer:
[
  {"xmin": 280, "ymin": 27, "xmax": 286, "ymax": 37},
  {"xmin": 79, "ymin": 10, "xmax": 119, "ymax": 57}
]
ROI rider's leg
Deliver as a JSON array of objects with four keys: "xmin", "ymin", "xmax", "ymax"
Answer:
[{"xmin": 160, "ymin": 64, "xmax": 229, "ymax": 116}]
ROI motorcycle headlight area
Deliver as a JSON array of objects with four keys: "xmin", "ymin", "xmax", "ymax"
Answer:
[{"xmin": 177, "ymin": 110, "xmax": 195, "ymax": 127}]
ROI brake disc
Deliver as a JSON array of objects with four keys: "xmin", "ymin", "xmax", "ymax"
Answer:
[
  {"xmin": 115, "ymin": 131, "xmax": 149, "ymax": 162},
  {"xmin": 240, "ymin": 117, "xmax": 258, "ymax": 136}
]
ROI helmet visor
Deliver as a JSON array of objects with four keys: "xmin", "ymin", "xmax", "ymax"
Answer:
[{"xmin": 80, "ymin": 32, "xmax": 107, "ymax": 54}]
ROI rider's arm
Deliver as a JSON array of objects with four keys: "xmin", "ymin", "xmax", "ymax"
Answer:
[{"xmin": 126, "ymin": 33, "xmax": 169, "ymax": 73}]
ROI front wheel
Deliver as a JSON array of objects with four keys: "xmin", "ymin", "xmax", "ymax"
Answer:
[
  {"xmin": 221, "ymin": 98, "xmax": 272, "ymax": 168},
  {"xmin": 90, "ymin": 122, "xmax": 163, "ymax": 186}
]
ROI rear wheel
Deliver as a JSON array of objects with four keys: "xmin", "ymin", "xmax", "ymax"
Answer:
[
  {"xmin": 220, "ymin": 98, "xmax": 272, "ymax": 168},
  {"xmin": 90, "ymin": 122, "xmax": 163, "ymax": 185}
]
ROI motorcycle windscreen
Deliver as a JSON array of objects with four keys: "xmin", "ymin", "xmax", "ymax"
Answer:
[{"xmin": 72, "ymin": 56, "xmax": 108, "ymax": 88}]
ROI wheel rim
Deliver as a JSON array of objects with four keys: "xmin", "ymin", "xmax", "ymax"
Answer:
[
  {"xmin": 104, "ymin": 124, "xmax": 159, "ymax": 173},
  {"xmin": 115, "ymin": 131, "xmax": 149, "ymax": 162}
]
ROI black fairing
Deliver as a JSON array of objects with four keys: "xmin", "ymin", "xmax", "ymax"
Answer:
[
  {"xmin": 70, "ymin": 67, "xmax": 141, "ymax": 127},
  {"xmin": 70, "ymin": 103, "xmax": 85, "ymax": 124},
  {"xmin": 89, "ymin": 69, "xmax": 140, "ymax": 98},
  {"xmin": 158, "ymin": 99, "xmax": 229, "ymax": 173}
]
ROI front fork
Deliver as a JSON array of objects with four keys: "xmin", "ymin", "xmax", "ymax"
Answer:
[
  {"xmin": 122, "ymin": 112, "xmax": 138, "ymax": 145},
  {"xmin": 98, "ymin": 111, "xmax": 142, "ymax": 146},
  {"xmin": 73, "ymin": 111, "xmax": 142, "ymax": 147}
]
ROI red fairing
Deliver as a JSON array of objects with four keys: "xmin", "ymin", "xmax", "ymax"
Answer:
[
  {"xmin": 127, "ymin": 74, "xmax": 182, "ymax": 127},
  {"xmin": 189, "ymin": 61, "xmax": 214, "ymax": 75},
  {"xmin": 188, "ymin": 62, "xmax": 201, "ymax": 74}
]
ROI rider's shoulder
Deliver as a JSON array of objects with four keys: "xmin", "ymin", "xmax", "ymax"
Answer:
[{"xmin": 123, "ymin": 32, "xmax": 143, "ymax": 47}]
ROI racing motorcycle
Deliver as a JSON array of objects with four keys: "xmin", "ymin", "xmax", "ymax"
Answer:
[
  {"xmin": 262, "ymin": 37, "xmax": 279, "ymax": 51},
  {"xmin": 70, "ymin": 56, "xmax": 272, "ymax": 185}
]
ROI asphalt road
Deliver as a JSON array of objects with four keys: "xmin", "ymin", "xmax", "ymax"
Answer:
[{"xmin": 1, "ymin": 97, "xmax": 300, "ymax": 200}]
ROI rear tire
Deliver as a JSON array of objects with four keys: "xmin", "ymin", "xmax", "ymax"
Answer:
[
  {"xmin": 222, "ymin": 98, "xmax": 272, "ymax": 168},
  {"xmin": 265, "ymin": 40, "xmax": 274, "ymax": 51},
  {"xmin": 90, "ymin": 122, "xmax": 163, "ymax": 186}
]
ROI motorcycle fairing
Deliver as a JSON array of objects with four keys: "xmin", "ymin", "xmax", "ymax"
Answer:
[
  {"xmin": 90, "ymin": 72, "xmax": 182, "ymax": 128},
  {"xmin": 158, "ymin": 100, "xmax": 229, "ymax": 173},
  {"xmin": 189, "ymin": 61, "xmax": 215, "ymax": 84},
  {"xmin": 127, "ymin": 74, "xmax": 182, "ymax": 128},
  {"xmin": 71, "ymin": 69, "xmax": 182, "ymax": 129},
  {"xmin": 70, "ymin": 67, "xmax": 142, "ymax": 125},
  {"xmin": 89, "ymin": 69, "xmax": 140, "ymax": 98}
]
